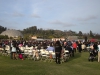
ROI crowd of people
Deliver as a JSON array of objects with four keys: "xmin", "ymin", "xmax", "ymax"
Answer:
[{"xmin": 0, "ymin": 39, "xmax": 100, "ymax": 64}]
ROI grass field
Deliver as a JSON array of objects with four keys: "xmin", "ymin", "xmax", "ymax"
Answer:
[{"xmin": 0, "ymin": 52, "xmax": 100, "ymax": 75}]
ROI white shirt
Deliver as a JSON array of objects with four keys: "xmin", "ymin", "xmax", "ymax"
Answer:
[
  {"xmin": 11, "ymin": 47, "xmax": 16, "ymax": 52},
  {"xmin": 98, "ymin": 45, "xmax": 100, "ymax": 52}
]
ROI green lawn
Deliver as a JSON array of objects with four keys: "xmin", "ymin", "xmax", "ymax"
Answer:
[{"xmin": 0, "ymin": 52, "xmax": 100, "ymax": 75}]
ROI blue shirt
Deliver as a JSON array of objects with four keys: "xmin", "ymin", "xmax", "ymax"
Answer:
[{"xmin": 46, "ymin": 46, "xmax": 55, "ymax": 52}]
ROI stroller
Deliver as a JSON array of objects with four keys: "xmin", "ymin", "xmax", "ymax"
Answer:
[
  {"xmin": 62, "ymin": 50, "xmax": 70, "ymax": 62},
  {"xmin": 88, "ymin": 49, "xmax": 96, "ymax": 62}
]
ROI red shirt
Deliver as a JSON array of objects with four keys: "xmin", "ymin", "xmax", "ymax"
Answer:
[{"xmin": 72, "ymin": 42, "xmax": 77, "ymax": 48}]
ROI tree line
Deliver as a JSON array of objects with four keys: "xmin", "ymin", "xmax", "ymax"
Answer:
[{"xmin": 0, "ymin": 25, "xmax": 100, "ymax": 40}]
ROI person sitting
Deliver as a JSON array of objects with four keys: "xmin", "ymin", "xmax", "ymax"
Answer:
[
  {"xmin": 46, "ymin": 43, "xmax": 55, "ymax": 59},
  {"xmin": 46, "ymin": 43, "xmax": 55, "ymax": 52}
]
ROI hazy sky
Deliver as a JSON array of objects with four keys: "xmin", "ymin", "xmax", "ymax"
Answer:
[{"xmin": 0, "ymin": 0, "xmax": 100, "ymax": 34}]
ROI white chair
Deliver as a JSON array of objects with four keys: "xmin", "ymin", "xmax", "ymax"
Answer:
[
  {"xmin": 19, "ymin": 47, "xmax": 25, "ymax": 52},
  {"xmin": 48, "ymin": 51, "xmax": 55, "ymax": 62},
  {"xmin": 63, "ymin": 50, "xmax": 70, "ymax": 61},
  {"xmin": 25, "ymin": 45, "xmax": 30, "ymax": 50},
  {"xmin": 30, "ymin": 46, "xmax": 33, "ymax": 50},
  {"xmin": 45, "ymin": 51, "xmax": 50, "ymax": 59},
  {"xmin": 40, "ymin": 49, "xmax": 47, "ymax": 61},
  {"xmin": 32, "ymin": 50, "xmax": 40, "ymax": 61},
  {"xmin": 6, "ymin": 50, "xmax": 11, "ymax": 56},
  {"xmin": 5, "ymin": 45, "xmax": 10, "ymax": 51},
  {"xmin": 52, "ymin": 52, "xmax": 55, "ymax": 59},
  {"xmin": 48, "ymin": 51, "xmax": 55, "ymax": 58},
  {"xmin": 5, "ymin": 45, "xmax": 10, "ymax": 56},
  {"xmin": 35, "ymin": 46, "xmax": 37, "ymax": 49},
  {"xmin": 48, "ymin": 51, "xmax": 53, "ymax": 54},
  {"xmin": 0, "ymin": 48, "xmax": 4, "ymax": 55},
  {"xmin": 24, "ymin": 49, "xmax": 29, "ymax": 55},
  {"xmin": 28, "ymin": 50, "xmax": 33, "ymax": 59}
]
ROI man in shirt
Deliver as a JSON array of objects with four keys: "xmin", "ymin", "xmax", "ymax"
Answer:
[{"xmin": 46, "ymin": 43, "xmax": 55, "ymax": 52}]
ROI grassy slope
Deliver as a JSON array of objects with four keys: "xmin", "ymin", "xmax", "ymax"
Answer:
[{"xmin": 0, "ymin": 52, "xmax": 100, "ymax": 75}]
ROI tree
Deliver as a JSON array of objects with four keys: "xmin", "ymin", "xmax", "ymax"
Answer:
[
  {"xmin": 78, "ymin": 31, "xmax": 83, "ymax": 36},
  {"xmin": 90, "ymin": 30, "xmax": 94, "ymax": 38},
  {"xmin": 78, "ymin": 31, "xmax": 83, "ymax": 39},
  {"xmin": 0, "ymin": 25, "xmax": 7, "ymax": 33},
  {"xmin": 0, "ymin": 35, "xmax": 9, "ymax": 39}
]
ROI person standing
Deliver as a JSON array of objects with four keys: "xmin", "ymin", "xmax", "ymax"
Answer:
[
  {"xmin": 93, "ymin": 42, "xmax": 98, "ymax": 57},
  {"xmin": 78, "ymin": 41, "xmax": 82, "ymax": 53},
  {"xmin": 81, "ymin": 42, "xmax": 86, "ymax": 52},
  {"xmin": 98, "ymin": 42, "xmax": 100, "ymax": 62},
  {"xmin": 55, "ymin": 41, "xmax": 62, "ymax": 64},
  {"xmin": 11, "ymin": 41, "xmax": 17, "ymax": 60},
  {"xmin": 72, "ymin": 41, "xmax": 77, "ymax": 53}
]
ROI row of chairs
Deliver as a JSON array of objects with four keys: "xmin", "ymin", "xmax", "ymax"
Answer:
[
  {"xmin": 0, "ymin": 45, "xmax": 11, "ymax": 56},
  {"xmin": 0, "ymin": 45, "xmax": 70, "ymax": 63}
]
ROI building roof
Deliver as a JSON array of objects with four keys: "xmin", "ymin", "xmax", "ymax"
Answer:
[
  {"xmin": 1, "ymin": 29, "xmax": 23, "ymax": 37},
  {"xmin": 67, "ymin": 36, "xmax": 78, "ymax": 40}
]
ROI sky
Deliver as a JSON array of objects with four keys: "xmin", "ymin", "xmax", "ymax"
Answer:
[{"xmin": 0, "ymin": 0, "xmax": 100, "ymax": 34}]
